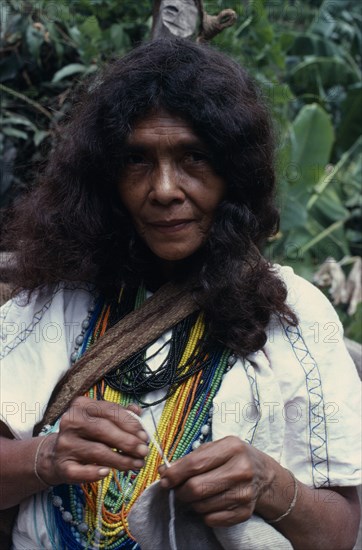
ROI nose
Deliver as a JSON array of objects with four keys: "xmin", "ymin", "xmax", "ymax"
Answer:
[{"xmin": 149, "ymin": 161, "xmax": 185, "ymax": 205}]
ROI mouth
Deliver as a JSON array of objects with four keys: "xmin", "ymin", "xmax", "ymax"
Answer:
[{"xmin": 148, "ymin": 219, "xmax": 193, "ymax": 233}]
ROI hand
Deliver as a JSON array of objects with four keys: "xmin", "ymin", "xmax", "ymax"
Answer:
[
  {"xmin": 37, "ymin": 396, "xmax": 149, "ymax": 486},
  {"xmin": 159, "ymin": 436, "xmax": 274, "ymax": 527}
]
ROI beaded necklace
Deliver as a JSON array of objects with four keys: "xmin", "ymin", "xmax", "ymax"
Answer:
[{"xmin": 47, "ymin": 285, "xmax": 235, "ymax": 549}]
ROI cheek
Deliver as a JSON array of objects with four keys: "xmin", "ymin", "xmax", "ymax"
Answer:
[
  {"xmin": 204, "ymin": 182, "xmax": 226, "ymax": 215},
  {"xmin": 118, "ymin": 184, "xmax": 139, "ymax": 216}
]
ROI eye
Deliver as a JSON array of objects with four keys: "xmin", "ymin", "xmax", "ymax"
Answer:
[
  {"xmin": 123, "ymin": 153, "xmax": 147, "ymax": 165},
  {"xmin": 183, "ymin": 150, "xmax": 210, "ymax": 164}
]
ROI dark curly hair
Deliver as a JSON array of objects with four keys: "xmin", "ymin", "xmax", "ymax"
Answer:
[{"xmin": 2, "ymin": 38, "xmax": 297, "ymax": 355}]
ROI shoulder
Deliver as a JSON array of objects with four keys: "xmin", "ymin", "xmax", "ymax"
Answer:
[
  {"xmin": 273, "ymin": 264, "xmax": 340, "ymax": 326},
  {"xmin": 267, "ymin": 264, "xmax": 361, "ymax": 411},
  {"xmin": 0, "ymin": 282, "xmax": 95, "ymax": 360},
  {"xmin": 265, "ymin": 265, "xmax": 361, "ymax": 487},
  {"xmin": 0, "ymin": 283, "xmax": 95, "ymax": 438},
  {"xmin": 1, "ymin": 282, "xmax": 94, "ymax": 328},
  {"xmin": 269, "ymin": 264, "xmax": 355, "ymax": 371}
]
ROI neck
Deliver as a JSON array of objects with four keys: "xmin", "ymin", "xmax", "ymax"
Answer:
[
  {"xmin": 128, "ymin": 237, "xmax": 204, "ymax": 291},
  {"xmin": 143, "ymin": 261, "xmax": 176, "ymax": 292},
  {"xmin": 145, "ymin": 255, "xmax": 203, "ymax": 292}
]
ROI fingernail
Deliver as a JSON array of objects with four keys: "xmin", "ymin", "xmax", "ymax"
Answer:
[
  {"xmin": 99, "ymin": 468, "xmax": 110, "ymax": 477},
  {"xmin": 137, "ymin": 430, "xmax": 149, "ymax": 443},
  {"xmin": 127, "ymin": 404, "xmax": 141, "ymax": 416},
  {"xmin": 134, "ymin": 459, "xmax": 145, "ymax": 468},
  {"xmin": 137, "ymin": 443, "xmax": 149, "ymax": 457},
  {"xmin": 159, "ymin": 477, "xmax": 170, "ymax": 489}
]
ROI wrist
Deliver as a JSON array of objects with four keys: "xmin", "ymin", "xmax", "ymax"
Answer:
[
  {"xmin": 255, "ymin": 461, "xmax": 298, "ymax": 523},
  {"xmin": 267, "ymin": 470, "xmax": 298, "ymax": 523},
  {"xmin": 34, "ymin": 434, "xmax": 57, "ymax": 486}
]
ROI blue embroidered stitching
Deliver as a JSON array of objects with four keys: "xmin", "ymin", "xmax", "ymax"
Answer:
[
  {"xmin": 284, "ymin": 323, "xmax": 330, "ymax": 487},
  {"xmin": 243, "ymin": 360, "xmax": 261, "ymax": 445}
]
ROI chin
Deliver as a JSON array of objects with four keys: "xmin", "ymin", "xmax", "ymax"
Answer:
[
  {"xmin": 153, "ymin": 249, "xmax": 195, "ymax": 262},
  {"xmin": 146, "ymin": 246, "xmax": 205, "ymax": 282}
]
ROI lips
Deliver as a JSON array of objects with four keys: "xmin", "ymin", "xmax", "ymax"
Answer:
[{"xmin": 148, "ymin": 219, "xmax": 193, "ymax": 233}]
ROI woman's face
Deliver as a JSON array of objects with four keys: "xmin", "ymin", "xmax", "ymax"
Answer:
[{"xmin": 118, "ymin": 109, "xmax": 226, "ymax": 264}]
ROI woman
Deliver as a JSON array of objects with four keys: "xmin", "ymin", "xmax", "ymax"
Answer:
[{"xmin": 0, "ymin": 38, "xmax": 360, "ymax": 549}]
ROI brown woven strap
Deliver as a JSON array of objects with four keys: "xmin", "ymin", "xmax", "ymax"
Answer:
[{"xmin": 34, "ymin": 280, "xmax": 199, "ymax": 434}]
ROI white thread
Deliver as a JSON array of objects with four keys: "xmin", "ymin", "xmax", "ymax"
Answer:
[
  {"xmin": 126, "ymin": 410, "xmax": 171, "ymax": 467},
  {"xmin": 168, "ymin": 488, "xmax": 177, "ymax": 550},
  {"xmin": 126, "ymin": 409, "xmax": 177, "ymax": 548}
]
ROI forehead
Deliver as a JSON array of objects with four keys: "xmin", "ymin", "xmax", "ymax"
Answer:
[{"xmin": 126, "ymin": 109, "xmax": 203, "ymax": 145}]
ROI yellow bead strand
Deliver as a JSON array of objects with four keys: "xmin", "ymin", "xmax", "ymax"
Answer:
[{"xmin": 65, "ymin": 307, "xmax": 220, "ymax": 548}]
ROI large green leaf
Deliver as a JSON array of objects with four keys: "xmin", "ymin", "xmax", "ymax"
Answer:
[
  {"xmin": 289, "ymin": 56, "xmax": 359, "ymax": 93},
  {"xmin": 0, "ymin": 114, "xmax": 36, "ymax": 131},
  {"xmin": 52, "ymin": 63, "xmax": 89, "ymax": 83},
  {"xmin": 301, "ymin": 217, "xmax": 350, "ymax": 258},
  {"xmin": 79, "ymin": 16, "xmax": 102, "ymax": 42},
  {"xmin": 279, "ymin": 180, "xmax": 309, "ymax": 231},
  {"xmin": 290, "ymin": 103, "xmax": 334, "ymax": 188},
  {"xmin": 311, "ymin": 187, "xmax": 349, "ymax": 223},
  {"xmin": 0, "ymin": 54, "xmax": 23, "ymax": 83},
  {"xmin": 25, "ymin": 26, "xmax": 44, "ymax": 65},
  {"xmin": 336, "ymin": 84, "xmax": 362, "ymax": 153},
  {"xmin": 289, "ymin": 33, "xmax": 341, "ymax": 57},
  {"xmin": 343, "ymin": 304, "xmax": 362, "ymax": 343},
  {"xmin": 308, "ymin": 137, "xmax": 362, "ymax": 209},
  {"xmin": 280, "ymin": 194, "xmax": 308, "ymax": 231},
  {"xmin": 2, "ymin": 127, "xmax": 28, "ymax": 140}
]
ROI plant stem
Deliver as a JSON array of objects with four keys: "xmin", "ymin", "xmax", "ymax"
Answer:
[
  {"xmin": 299, "ymin": 217, "xmax": 349, "ymax": 256},
  {"xmin": 307, "ymin": 137, "xmax": 362, "ymax": 210},
  {"xmin": 0, "ymin": 83, "xmax": 53, "ymax": 120}
]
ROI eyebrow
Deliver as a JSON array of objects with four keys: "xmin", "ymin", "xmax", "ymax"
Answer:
[{"xmin": 124, "ymin": 137, "xmax": 209, "ymax": 152}]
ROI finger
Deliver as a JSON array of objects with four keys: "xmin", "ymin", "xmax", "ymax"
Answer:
[
  {"xmin": 56, "ymin": 462, "xmax": 112, "ymax": 485},
  {"xmin": 84, "ymin": 439, "xmax": 148, "ymax": 468},
  {"xmin": 160, "ymin": 437, "xmax": 246, "ymax": 488},
  {"xmin": 54, "ymin": 443, "xmax": 147, "ymax": 483},
  {"xmin": 79, "ymin": 419, "xmax": 149, "ymax": 458},
  {"xmin": 159, "ymin": 441, "xmax": 226, "ymax": 488},
  {"xmin": 58, "ymin": 416, "xmax": 149, "ymax": 459},
  {"xmin": 68, "ymin": 397, "xmax": 147, "ymax": 437},
  {"xmin": 54, "ymin": 459, "xmax": 145, "ymax": 485},
  {"xmin": 203, "ymin": 507, "xmax": 253, "ymax": 528},
  {"xmin": 127, "ymin": 403, "xmax": 142, "ymax": 416},
  {"xmin": 172, "ymin": 459, "xmax": 252, "ymax": 504},
  {"xmin": 56, "ymin": 425, "xmax": 150, "ymax": 463},
  {"xmin": 190, "ymin": 483, "xmax": 257, "ymax": 514},
  {"xmin": 174, "ymin": 469, "xmax": 233, "ymax": 503},
  {"xmin": 61, "ymin": 402, "xmax": 148, "ymax": 451},
  {"xmin": 178, "ymin": 465, "xmax": 260, "ymax": 514}
]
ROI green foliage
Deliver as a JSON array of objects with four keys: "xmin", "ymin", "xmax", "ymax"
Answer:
[
  {"xmin": 1, "ymin": 0, "xmax": 361, "ymax": 338},
  {"xmin": 0, "ymin": 0, "xmax": 152, "ymax": 208},
  {"xmin": 212, "ymin": 0, "xmax": 361, "ymax": 338},
  {"xmin": 340, "ymin": 303, "xmax": 362, "ymax": 342}
]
